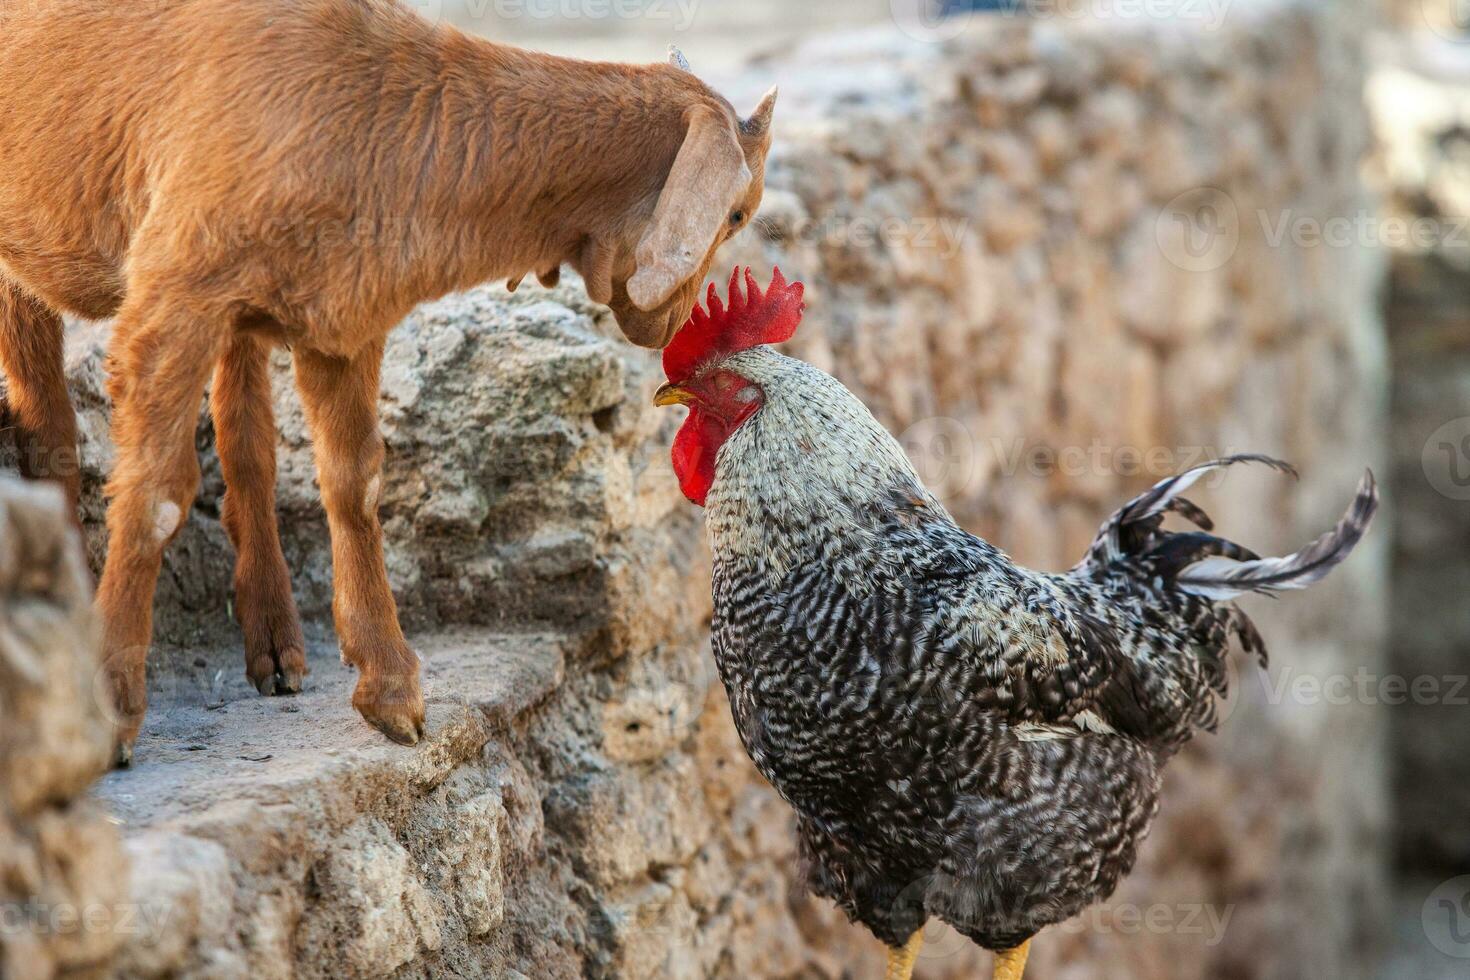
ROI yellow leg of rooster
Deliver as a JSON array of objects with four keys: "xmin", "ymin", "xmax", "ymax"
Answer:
[
  {"xmin": 992, "ymin": 939, "xmax": 1031, "ymax": 980},
  {"xmin": 884, "ymin": 930, "xmax": 924, "ymax": 980}
]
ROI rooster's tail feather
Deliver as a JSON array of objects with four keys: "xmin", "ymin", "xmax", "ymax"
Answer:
[
  {"xmin": 1081, "ymin": 454, "xmax": 1297, "ymax": 567},
  {"xmin": 1170, "ymin": 470, "xmax": 1378, "ymax": 600},
  {"xmin": 1071, "ymin": 460, "xmax": 1374, "ymax": 741},
  {"xmin": 1078, "ymin": 457, "xmax": 1378, "ymax": 603}
]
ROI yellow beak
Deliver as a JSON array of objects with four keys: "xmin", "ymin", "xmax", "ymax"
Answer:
[{"xmin": 653, "ymin": 382, "xmax": 697, "ymax": 408}]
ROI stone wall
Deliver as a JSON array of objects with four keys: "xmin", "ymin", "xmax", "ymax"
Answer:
[
  {"xmin": 0, "ymin": 477, "xmax": 125, "ymax": 980},
  {"xmin": 1369, "ymin": 46, "xmax": 1470, "ymax": 875},
  {"xmin": 718, "ymin": 10, "xmax": 1390, "ymax": 978},
  {"xmin": 0, "ymin": 2, "xmax": 1390, "ymax": 978}
]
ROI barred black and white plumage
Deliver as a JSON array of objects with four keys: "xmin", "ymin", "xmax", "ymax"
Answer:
[{"xmin": 683, "ymin": 348, "xmax": 1379, "ymax": 960}]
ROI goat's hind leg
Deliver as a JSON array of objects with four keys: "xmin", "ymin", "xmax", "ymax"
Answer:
[
  {"xmin": 0, "ymin": 279, "xmax": 81, "ymax": 515},
  {"xmin": 211, "ymin": 334, "xmax": 306, "ymax": 696}
]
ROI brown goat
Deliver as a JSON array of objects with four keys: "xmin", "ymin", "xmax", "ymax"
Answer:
[{"xmin": 0, "ymin": 0, "xmax": 775, "ymax": 762}]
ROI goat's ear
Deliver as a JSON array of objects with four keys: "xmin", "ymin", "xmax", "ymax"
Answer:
[
  {"xmin": 627, "ymin": 106, "xmax": 750, "ymax": 311},
  {"xmin": 741, "ymin": 86, "xmax": 778, "ymax": 139}
]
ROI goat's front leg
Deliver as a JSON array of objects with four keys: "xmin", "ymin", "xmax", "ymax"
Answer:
[
  {"xmin": 97, "ymin": 293, "xmax": 224, "ymax": 765},
  {"xmin": 294, "ymin": 341, "xmax": 424, "ymax": 745},
  {"xmin": 211, "ymin": 334, "xmax": 307, "ymax": 696}
]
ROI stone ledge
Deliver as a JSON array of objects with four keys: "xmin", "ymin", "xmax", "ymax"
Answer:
[
  {"xmin": 96, "ymin": 629, "xmax": 566, "ymax": 829},
  {"xmin": 93, "ymin": 629, "xmax": 569, "ymax": 979}
]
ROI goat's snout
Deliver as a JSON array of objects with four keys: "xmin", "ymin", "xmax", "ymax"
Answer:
[
  {"xmin": 609, "ymin": 303, "xmax": 685, "ymax": 350},
  {"xmin": 605, "ymin": 279, "xmax": 699, "ymax": 350}
]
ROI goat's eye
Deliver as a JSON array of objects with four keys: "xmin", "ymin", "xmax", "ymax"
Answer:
[{"xmin": 729, "ymin": 210, "xmax": 745, "ymax": 226}]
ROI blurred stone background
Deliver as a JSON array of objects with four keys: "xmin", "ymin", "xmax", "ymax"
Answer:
[{"xmin": 1, "ymin": 0, "xmax": 1467, "ymax": 977}]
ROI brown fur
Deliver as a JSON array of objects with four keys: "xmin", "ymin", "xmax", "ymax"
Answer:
[{"xmin": 0, "ymin": 0, "xmax": 774, "ymax": 759}]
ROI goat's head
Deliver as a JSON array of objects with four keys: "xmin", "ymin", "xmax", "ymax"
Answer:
[{"xmin": 573, "ymin": 63, "xmax": 777, "ymax": 350}]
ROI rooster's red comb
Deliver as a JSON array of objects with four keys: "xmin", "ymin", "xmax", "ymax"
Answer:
[{"xmin": 662, "ymin": 267, "xmax": 805, "ymax": 383}]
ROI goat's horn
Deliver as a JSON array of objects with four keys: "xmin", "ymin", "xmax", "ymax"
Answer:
[
  {"xmin": 742, "ymin": 86, "xmax": 778, "ymax": 138},
  {"xmin": 668, "ymin": 45, "xmax": 691, "ymax": 72}
]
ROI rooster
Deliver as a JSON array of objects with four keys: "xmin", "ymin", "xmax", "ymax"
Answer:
[{"xmin": 654, "ymin": 268, "xmax": 1378, "ymax": 980}]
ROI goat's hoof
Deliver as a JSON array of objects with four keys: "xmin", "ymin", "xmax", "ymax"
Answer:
[
  {"xmin": 365, "ymin": 707, "xmax": 425, "ymax": 746},
  {"xmin": 352, "ymin": 669, "xmax": 426, "ymax": 746},
  {"xmin": 102, "ymin": 652, "xmax": 146, "ymax": 767},
  {"xmin": 253, "ymin": 664, "xmax": 305, "ymax": 697},
  {"xmin": 276, "ymin": 668, "xmax": 304, "ymax": 695},
  {"xmin": 247, "ymin": 644, "xmax": 308, "ymax": 698},
  {"xmin": 111, "ymin": 721, "xmax": 141, "ymax": 768},
  {"xmin": 373, "ymin": 713, "xmax": 424, "ymax": 747}
]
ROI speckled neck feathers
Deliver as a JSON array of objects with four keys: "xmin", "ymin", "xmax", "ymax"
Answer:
[{"xmin": 703, "ymin": 349, "xmax": 941, "ymax": 578}]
